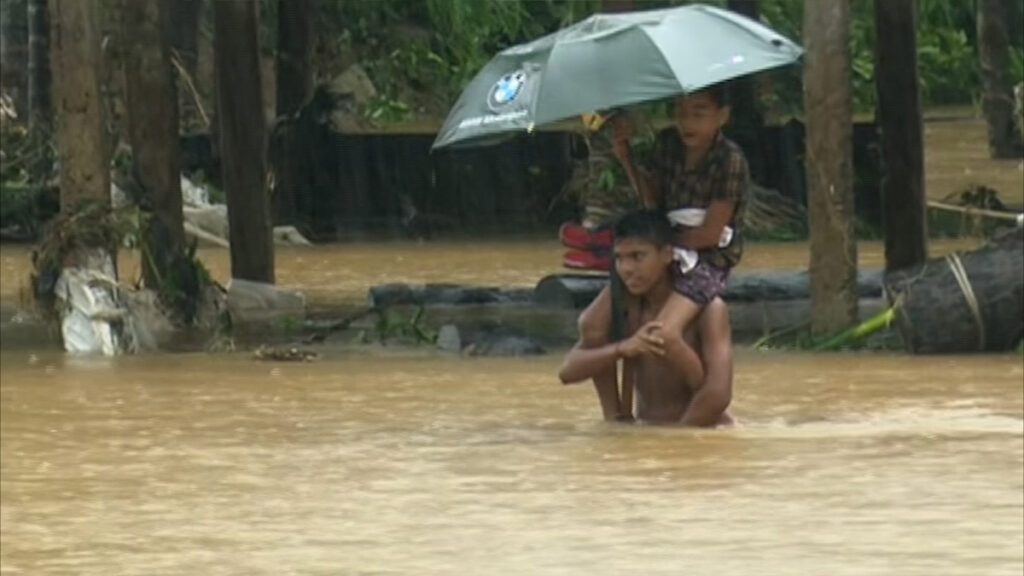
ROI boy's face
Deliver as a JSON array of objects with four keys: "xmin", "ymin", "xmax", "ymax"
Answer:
[
  {"xmin": 672, "ymin": 91, "xmax": 730, "ymax": 150},
  {"xmin": 613, "ymin": 237, "xmax": 673, "ymax": 296}
]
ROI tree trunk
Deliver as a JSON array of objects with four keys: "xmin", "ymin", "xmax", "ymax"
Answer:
[
  {"xmin": 165, "ymin": 0, "xmax": 203, "ymax": 132},
  {"xmin": 803, "ymin": 0, "xmax": 857, "ymax": 335},
  {"xmin": 1, "ymin": 0, "xmax": 27, "ymax": 115},
  {"xmin": 27, "ymin": 0, "xmax": 50, "ymax": 127},
  {"xmin": 726, "ymin": 0, "xmax": 765, "ymax": 184},
  {"xmin": 166, "ymin": 0, "xmax": 201, "ymax": 77},
  {"xmin": 49, "ymin": 0, "xmax": 109, "ymax": 210},
  {"xmin": 977, "ymin": 0, "xmax": 1022, "ymax": 158},
  {"xmin": 275, "ymin": 0, "xmax": 313, "ymax": 118},
  {"xmin": 122, "ymin": 0, "xmax": 186, "ymax": 290},
  {"xmin": 214, "ymin": 0, "xmax": 274, "ymax": 283},
  {"xmin": 272, "ymin": 0, "xmax": 314, "ymax": 225},
  {"xmin": 874, "ymin": 0, "xmax": 927, "ymax": 271}
]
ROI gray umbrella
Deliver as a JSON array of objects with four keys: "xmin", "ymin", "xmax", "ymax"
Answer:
[{"xmin": 432, "ymin": 4, "xmax": 802, "ymax": 150}]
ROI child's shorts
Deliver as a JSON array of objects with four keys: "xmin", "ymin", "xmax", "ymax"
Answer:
[{"xmin": 671, "ymin": 260, "xmax": 730, "ymax": 306}]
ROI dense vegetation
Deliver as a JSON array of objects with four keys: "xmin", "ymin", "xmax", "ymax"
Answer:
[{"xmin": 272, "ymin": 0, "xmax": 1024, "ymax": 122}]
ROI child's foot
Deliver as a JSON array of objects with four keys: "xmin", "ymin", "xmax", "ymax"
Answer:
[
  {"xmin": 558, "ymin": 222, "xmax": 614, "ymax": 251},
  {"xmin": 563, "ymin": 249, "xmax": 611, "ymax": 271}
]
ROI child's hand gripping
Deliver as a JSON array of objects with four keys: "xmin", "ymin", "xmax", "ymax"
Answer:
[{"xmin": 616, "ymin": 321, "xmax": 666, "ymax": 359}]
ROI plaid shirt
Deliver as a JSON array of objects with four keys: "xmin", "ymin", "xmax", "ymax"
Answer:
[{"xmin": 644, "ymin": 129, "xmax": 749, "ymax": 269}]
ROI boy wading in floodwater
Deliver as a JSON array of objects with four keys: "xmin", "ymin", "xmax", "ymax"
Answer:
[
  {"xmin": 560, "ymin": 210, "xmax": 734, "ymax": 426},
  {"xmin": 577, "ymin": 84, "xmax": 750, "ymax": 405}
]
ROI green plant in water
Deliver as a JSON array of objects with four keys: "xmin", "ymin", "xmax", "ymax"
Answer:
[
  {"xmin": 373, "ymin": 305, "xmax": 437, "ymax": 345},
  {"xmin": 812, "ymin": 306, "xmax": 898, "ymax": 351},
  {"xmin": 137, "ymin": 215, "xmax": 214, "ymax": 325},
  {"xmin": 275, "ymin": 315, "xmax": 303, "ymax": 334},
  {"xmin": 753, "ymin": 304, "xmax": 902, "ymax": 352}
]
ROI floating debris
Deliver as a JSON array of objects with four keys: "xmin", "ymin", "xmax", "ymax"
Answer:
[{"xmin": 252, "ymin": 345, "xmax": 319, "ymax": 362}]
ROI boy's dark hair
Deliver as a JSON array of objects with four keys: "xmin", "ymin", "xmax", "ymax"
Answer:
[{"xmin": 613, "ymin": 210, "xmax": 673, "ymax": 247}]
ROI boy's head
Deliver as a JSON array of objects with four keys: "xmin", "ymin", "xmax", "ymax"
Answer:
[
  {"xmin": 672, "ymin": 83, "xmax": 730, "ymax": 150},
  {"xmin": 613, "ymin": 210, "xmax": 674, "ymax": 296}
]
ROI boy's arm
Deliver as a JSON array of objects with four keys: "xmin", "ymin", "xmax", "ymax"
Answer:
[
  {"xmin": 675, "ymin": 148, "xmax": 748, "ymax": 249},
  {"xmin": 614, "ymin": 143, "xmax": 660, "ymax": 208},
  {"xmin": 558, "ymin": 340, "xmax": 627, "ymax": 421},
  {"xmin": 558, "ymin": 341, "xmax": 622, "ymax": 385},
  {"xmin": 609, "ymin": 117, "xmax": 660, "ymax": 208},
  {"xmin": 558, "ymin": 321, "xmax": 666, "ymax": 384},
  {"xmin": 675, "ymin": 200, "xmax": 737, "ymax": 249}
]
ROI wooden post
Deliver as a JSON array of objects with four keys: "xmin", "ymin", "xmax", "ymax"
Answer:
[
  {"xmin": 49, "ymin": 0, "xmax": 109, "ymax": 210},
  {"xmin": 977, "ymin": 0, "xmax": 1022, "ymax": 158},
  {"xmin": 803, "ymin": 0, "xmax": 857, "ymax": 335},
  {"xmin": 123, "ymin": 0, "xmax": 186, "ymax": 289},
  {"xmin": 275, "ymin": 0, "xmax": 314, "ymax": 118},
  {"xmin": 165, "ymin": 0, "xmax": 203, "ymax": 132},
  {"xmin": 273, "ymin": 0, "xmax": 315, "ymax": 225},
  {"xmin": 214, "ymin": 0, "xmax": 275, "ymax": 283},
  {"xmin": 874, "ymin": 0, "xmax": 927, "ymax": 271}
]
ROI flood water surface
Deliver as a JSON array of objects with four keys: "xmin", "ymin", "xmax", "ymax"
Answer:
[{"xmin": 1, "ymin": 350, "xmax": 1021, "ymax": 575}]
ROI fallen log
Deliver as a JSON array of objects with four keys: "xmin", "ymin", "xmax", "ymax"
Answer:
[
  {"xmin": 533, "ymin": 269, "xmax": 885, "ymax": 309},
  {"xmin": 368, "ymin": 283, "xmax": 535, "ymax": 308},
  {"xmin": 884, "ymin": 227, "xmax": 1023, "ymax": 353}
]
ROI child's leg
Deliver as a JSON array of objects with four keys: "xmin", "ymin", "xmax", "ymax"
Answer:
[
  {"xmin": 655, "ymin": 260, "xmax": 731, "ymax": 390},
  {"xmin": 651, "ymin": 293, "xmax": 705, "ymax": 390}
]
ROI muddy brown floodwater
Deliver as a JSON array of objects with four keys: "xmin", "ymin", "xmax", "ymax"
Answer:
[
  {"xmin": 1, "ymin": 349, "xmax": 1021, "ymax": 575},
  {"xmin": 0, "ymin": 113, "xmax": 1021, "ymax": 575}
]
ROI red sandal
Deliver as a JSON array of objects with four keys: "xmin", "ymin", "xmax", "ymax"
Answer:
[
  {"xmin": 558, "ymin": 222, "xmax": 614, "ymax": 251},
  {"xmin": 562, "ymin": 249, "xmax": 611, "ymax": 271}
]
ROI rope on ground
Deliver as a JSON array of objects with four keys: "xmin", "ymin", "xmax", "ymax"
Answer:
[
  {"xmin": 927, "ymin": 200, "xmax": 1022, "ymax": 222},
  {"xmin": 945, "ymin": 253, "xmax": 986, "ymax": 351}
]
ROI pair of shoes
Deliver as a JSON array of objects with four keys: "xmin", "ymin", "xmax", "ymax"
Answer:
[
  {"xmin": 558, "ymin": 222, "xmax": 613, "ymax": 251},
  {"xmin": 563, "ymin": 249, "xmax": 611, "ymax": 271}
]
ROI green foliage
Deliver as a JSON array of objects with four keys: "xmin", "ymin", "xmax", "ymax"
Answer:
[
  {"xmin": 740, "ymin": 0, "xmax": 1008, "ymax": 114},
  {"xmin": 0, "ymin": 182, "xmax": 48, "ymax": 238},
  {"xmin": 1011, "ymin": 47, "xmax": 1024, "ymax": 86},
  {"xmin": 373, "ymin": 306, "xmax": 437, "ymax": 345},
  {"xmin": 917, "ymin": 27, "xmax": 980, "ymax": 106},
  {"xmin": 289, "ymin": 0, "xmax": 1018, "ymax": 121},
  {"xmin": 752, "ymin": 306, "xmax": 903, "ymax": 352}
]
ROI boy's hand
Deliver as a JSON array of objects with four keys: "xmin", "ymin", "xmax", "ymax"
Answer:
[{"xmin": 617, "ymin": 321, "xmax": 665, "ymax": 359}]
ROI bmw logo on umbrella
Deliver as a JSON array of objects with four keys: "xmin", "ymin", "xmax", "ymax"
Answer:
[{"xmin": 488, "ymin": 70, "xmax": 527, "ymax": 111}]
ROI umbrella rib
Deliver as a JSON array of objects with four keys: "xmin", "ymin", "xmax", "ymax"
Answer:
[
  {"xmin": 529, "ymin": 41, "xmax": 563, "ymax": 128},
  {"xmin": 635, "ymin": 27, "xmax": 689, "ymax": 95}
]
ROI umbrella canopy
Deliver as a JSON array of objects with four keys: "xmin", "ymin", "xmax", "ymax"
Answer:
[{"xmin": 432, "ymin": 4, "xmax": 802, "ymax": 150}]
